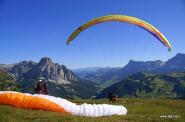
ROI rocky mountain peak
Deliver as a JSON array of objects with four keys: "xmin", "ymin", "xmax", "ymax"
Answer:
[
  {"xmin": 38, "ymin": 57, "xmax": 53, "ymax": 65},
  {"xmin": 11, "ymin": 61, "xmax": 37, "ymax": 77},
  {"xmin": 13, "ymin": 57, "xmax": 80, "ymax": 84},
  {"xmin": 128, "ymin": 60, "xmax": 136, "ymax": 64},
  {"xmin": 166, "ymin": 53, "xmax": 185, "ymax": 68}
]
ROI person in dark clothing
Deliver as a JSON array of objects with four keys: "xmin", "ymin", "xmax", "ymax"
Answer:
[
  {"xmin": 108, "ymin": 91, "xmax": 118, "ymax": 103},
  {"xmin": 34, "ymin": 83, "xmax": 40, "ymax": 93},
  {"xmin": 38, "ymin": 80, "xmax": 48, "ymax": 95},
  {"xmin": 34, "ymin": 78, "xmax": 48, "ymax": 95}
]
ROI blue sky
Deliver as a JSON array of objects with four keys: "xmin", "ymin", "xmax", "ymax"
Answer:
[{"xmin": 0, "ymin": 0, "xmax": 185, "ymax": 69}]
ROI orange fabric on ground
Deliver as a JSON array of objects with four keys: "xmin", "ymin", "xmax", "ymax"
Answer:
[{"xmin": 0, "ymin": 92, "xmax": 70, "ymax": 115}]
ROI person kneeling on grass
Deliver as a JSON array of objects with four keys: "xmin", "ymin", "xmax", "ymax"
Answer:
[
  {"xmin": 34, "ymin": 77, "xmax": 48, "ymax": 95},
  {"xmin": 108, "ymin": 91, "xmax": 118, "ymax": 103}
]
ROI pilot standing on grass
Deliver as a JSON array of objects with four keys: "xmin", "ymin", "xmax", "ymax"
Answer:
[{"xmin": 34, "ymin": 77, "xmax": 48, "ymax": 95}]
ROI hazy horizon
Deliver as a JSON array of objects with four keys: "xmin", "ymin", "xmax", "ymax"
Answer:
[{"xmin": 0, "ymin": 52, "xmax": 182, "ymax": 69}]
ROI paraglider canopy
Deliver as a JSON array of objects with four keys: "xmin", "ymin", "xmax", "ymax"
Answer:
[{"xmin": 66, "ymin": 15, "xmax": 172, "ymax": 51}]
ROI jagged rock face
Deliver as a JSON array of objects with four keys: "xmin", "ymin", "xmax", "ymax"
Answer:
[
  {"xmin": 124, "ymin": 60, "xmax": 164, "ymax": 71},
  {"xmin": 11, "ymin": 57, "xmax": 97, "ymax": 98},
  {"xmin": 11, "ymin": 61, "xmax": 37, "ymax": 77},
  {"xmin": 12, "ymin": 57, "xmax": 79, "ymax": 84}
]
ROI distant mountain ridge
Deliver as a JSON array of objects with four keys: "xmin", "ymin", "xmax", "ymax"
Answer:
[
  {"xmin": 122, "ymin": 53, "xmax": 185, "ymax": 74},
  {"xmin": 153, "ymin": 53, "xmax": 185, "ymax": 72},
  {"xmin": 75, "ymin": 53, "xmax": 185, "ymax": 87},
  {"xmin": 74, "ymin": 67, "xmax": 120, "ymax": 84},
  {"xmin": 0, "ymin": 64, "xmax": 14, "ymax": 72}
]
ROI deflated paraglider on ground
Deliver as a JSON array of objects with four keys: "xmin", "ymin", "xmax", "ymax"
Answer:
[
  {"xmin": 66, "ymin": 15, "xmax": 172, "ymax": 51},
  {"xmin": 0, "ymin": 91, "xmax": 127, "ymax": 117}
]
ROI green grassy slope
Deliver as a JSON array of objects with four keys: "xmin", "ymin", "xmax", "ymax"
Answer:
[
  {"xmin": 0, "ymin": 98, "xmax": 184, "ymax": 122},
  {"xmin": 0, "ymin": 71, "xmax": 20, "ymax": 91},
  {"xmin": 97, "ymin": 72, "xmax": 185, "ymax": 99}
]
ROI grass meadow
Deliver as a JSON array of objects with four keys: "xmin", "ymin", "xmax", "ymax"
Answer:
[{"xmin": 0, "ymin": 98, "xmax": 184, "ymax": 122}]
